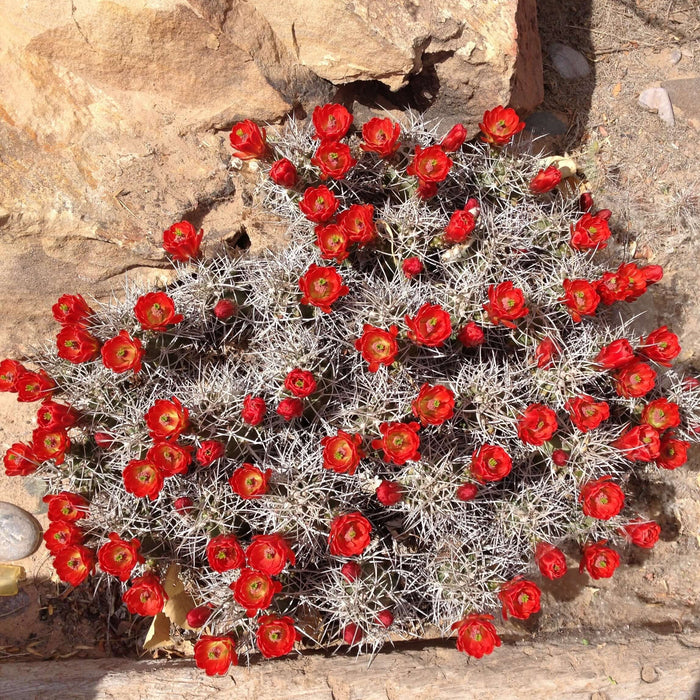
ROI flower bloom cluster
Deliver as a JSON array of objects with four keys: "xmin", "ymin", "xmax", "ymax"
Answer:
[{"xmin": 2, "ymin": 102, "xmax": 697, "ymax": 671}]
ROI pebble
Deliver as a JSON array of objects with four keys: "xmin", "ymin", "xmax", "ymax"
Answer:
[
  {"xmin": 670, "ymin": 49, "xmax": 682, "ymax": 65},
  {"xmin": 640, "ymin": 665, "xmax": 659, "ymax": 683},
  {"xmin": 0, "ymin": 502, "xmax": 42, "ymax": 562},
  {"xmin": 549, "ymin": 43, "xmax": 591, "ymax": 79},
  {"xmin": 638, "ymin": 87, "xmax": 675, "ymax": 127}
]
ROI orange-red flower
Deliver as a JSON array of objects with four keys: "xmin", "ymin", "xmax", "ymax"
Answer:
[
  {"xmin": 196, "ymin": 440, "xmax": 225, "ymax": 467},
  {"xmin": 498, "ymin": 578, "xmax": 541, "ymax": 620},
  {"xmin": 43, "ymin": 491, "xmax": 88, "ymax": 522},
  {"xmin": 656, "ymin": 434, "xmax": 689, "ymax": 469},
  {"xmin": 529, "ymin": 166, "xmax": 562, "ymax": 194},
  {"xmin": 36, "ymin": 400, "xmax": 79, "ymax": 430},
  {"xmin": 452, "ymin": 614, "xmax": 501, "ymax": 658},
  {"xmin": 0, "ymin": 359, "xmax": 25, "ymax": 392},
  {"xmin": 206, "ymin": 534, "xmax": 245, "ymax": 572},
  {"xmin": 101, "ymin": 330, "xmax": 144, "ymax": 374},
  {"xmin": 284, "ymin": 368, "xmax": 317, "ymax": 398},
  {"xmin": 32, "ymin": 427, "xmax": 69, "ymax": 465},
  {"xmin": 4, "ymin": 443, "xmax": 37, "ymax": 477},
  {"xmin": 311, "ymin": 141, "xmax": 357, "ymax": 180},
  {"xmin": 535, "ymin": 542, "xmax": 567, "ymax": 580},
  {"xmin": 145, "ymin": 396, "xmax": 189, "ymax": 440},
  {"xmin": 123, "ymin": 571, "xmax": 167, "ymax": 616},
  {"xmin": 299, "ymin": 185, "xmax": 340, "ymax": 223},
  {"xmin": 405, "ymin": 303, "xmax": 452, "ymax": 347},
  {"xmin": 641, "ymin": 398, "xmax": 680, "ymax": 431},
  {"xmin": 411, "ymin": 383, "xmax": 455, "ymax": 426},
  {"xmin": 376, "ymin": 480, "xmax": 403, "ymax": 506},
  {"xmin": 565, "ymin": 395, "xmax": 610, "ymax": 432},
  {"xmin": 98, "ymin": 532, "xmax": 144, "ymax": 582},
  {"xmin": 231, "ymin": 568, "xmax": 282, "ymax": 617},
  {"xmin": 619, "ymin": 519, "xmax": 661, "ymax": 548},
  {"xmin": 483, "ymin": 281, "xmax": 529, "ymax": 328},
  {"xmin": 613, "ymin": 424, "xmax": 661, "ymax": 462},
  {"xmin": 534, "ymin": 337, "xmax": 559, "ymax": 369},
  {"xmin": 595, "ymin": 338, "xmax": 636, "ymax": 370},
  {"xmin": 458, "ymin": 322, "xmax": 485, "ymax": 347},
  {"xmin": 246, "ymin": 534, "xmax": 295, "ymax": 576},
  {"xmin": 371, "ymin": 421, "xmax": 421, "ymax": 465},
  {"xmin": 406, "ymin": 145, "xmax": 452, "ymax": 183},
  {"xmin": 614, "ymin": 360, "xmax": 656, "ymax": 398},
  {"xmin": 470, "ymin": 444, "xmax": 513, "ymax": 483},
  {"xmin": 328, "ymin": 512, "xmax": 372, "ymax": 557},
  {"xmin": 579, "ymin": 541, "xmax": 620, "ymax": 579},
  {"xmin": 276, "ymin": 397, "xmax": 304, "ymax": 421},
  {"xmin": 162, "ymin": 221, "xmax": 203, "ymax": 262},
  {"xmin": 321, "ymin": 430, "xmax": 365, "ymax": 475},
  {"xmin": 579, "ymin": 476, "xmax": 625, "ymax": 520},
  {"xmin": 440, "ymin": 123, "xmax": 467, "ymax": 151},
  {"xmin": 354, "ymin": 324, "xmax": 399, "ymax": 372},
  {"xmin": 360, "ymin": 117, "xmax": 401, "ymax": 157},
  {"xmin": 123, "ymin": 459, "xmax": 164, "ymax": 501},
  {"xmin": 52, "ymin": 294, "xmax": 94, "ymax": 327},
  {"xmin": 229, "ymin": 463, "xmax": 271, "ymax": 499},
  {"xmin": 298, "ymin": 264, "xmax": 349, "ymax": 313},
  {"xmin": 314, "ymin": 223, "xmax": 349, "ymax": 262},
  {"xmin": 639, "ymin": 326, "xmax": 681, "ymax": 367},
  {"xmin": 16, "ymin": 370, "xmax": 56, "ymax": 402},
  {"xmin": 43, "ymin": 520, "xmax": 83, "ymax": 554},
  {"xmin": 134, "ymin": 292, "xmax": 183, "ymax": 332},
  {"xmin": 312, "ymin": 103, "xmax": 353, "ymax": 142},
  {"xmin": 229, "ymin": 119, "xmax": 267, "ymax": 160},
  {"xmin": 517, "ymin": 404, "xmax": 558, "ymax": 446},
  {"xmin": 242, "ymin": 395, "xmax": 266, "ymax": 426},
  {"xmin": 402, "ymin": 257, "xmax": 423, "ymax": 279},
  {"xmin": 479, "ymin": 106, "xmax": 525, "ymax": 146},
  {"xmin": 444, "ymin": 208, "xmax": 476, "ymax": 244},
  {"xmin": 338, "ymin": 204, "xmax": 376, "ymax": 246},
  {"xmin": 56, "ymin": 325, "xmax": 101, "ymax": 364},
  {"xmin": 147, "ymin": 441, "xmax": 193, "ymax": 477},
  {"xmin": 569, "ymin": 213, "xmax": 611, "ymax": 250},
  {"xmin": 256, "ymin": 615, "xmax": 299, "ymax": 658},
  {"xmin": 269, "ymin": 158, "xmax": 297, "ymax": 188},
  {"xmin": 52, "ymin": 545, "xmax": 95, "ymax": 586},
  {"xmin": 559, "ymin": 279, "xmax": 600, "ymax": 322},
  {"xmin": 194, "ymin": 636, "xmax": 238, "ymax": 676}
]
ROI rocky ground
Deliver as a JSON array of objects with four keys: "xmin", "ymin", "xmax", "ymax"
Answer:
[{"xmin": 0, "ymin": 0, "xmax": 699, "ymax": 686}]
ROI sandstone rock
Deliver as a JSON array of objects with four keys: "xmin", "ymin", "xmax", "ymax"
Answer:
[
  {"xmin": 548, "ymin": 43, "xmax": 591, "ymax": 80},
  {"xmin": 638, "ymin": 86, "xmax": 675, "ymax": 127},
  {"xmin": 662, "ymin": 77, "xmax": 700, "ymax": 130},
  {"xmin": 0, "ymin": 502, "xmax": 42, "ymax": 562}
]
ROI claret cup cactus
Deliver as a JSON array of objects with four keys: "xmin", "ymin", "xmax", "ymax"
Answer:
[{"xmin": 3, "ymin": 102, "xmax": 698, "ymax": 674}]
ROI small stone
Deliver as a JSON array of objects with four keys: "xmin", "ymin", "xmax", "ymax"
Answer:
[
  {"xmin": 549, "ymin": 43, "xmax": 591, "ymax": 79},
  {"xmin": 638, "ymin": 87, "xmax": 675, "ymax": 127},
  {"xmin": 0, "ymin": 502, "xmax": 42, "ymax": 562},
  {"xmin": 525, "ymin": 111, "xmax": 568, "ymax": 137},
  {"xmin": 670, "ymin": 49, "xmax": 682, "ymax": 65},
  {"xmin": 640, "ymin": 665, "xmax": 658, "ymax": 683}
]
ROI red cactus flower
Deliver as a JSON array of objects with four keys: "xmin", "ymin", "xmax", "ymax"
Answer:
[
  {"xmin": 53, "ymin": 545, "xmax": 95, "ymax": 586},
  {"xmin": 101, "ymin": 330, "xmax": 144, "ymax": 374},
  {"xmin": 52, "ymin": 294, "xmax": 94, "ymax": 327},
  {"xmin": 498, "ymin": 578, "xmax": 541, "ymax": 620},
  {"xmin": 376, "ymin": 480, "xmax": 404, "ymax": 506},
  {"xmin": 147, "ymin": 441, "xmax": 193, "ymax": 477},
  {"xmin": 43, "ymin": 520, "xmax": 83, "ymax": 554},
  {"xmin": 246, "ymin": 534, "xmax": 295, "ymax": 576},
  {"xmin": 162, "ymin": 221, "xmax": 203, "ymax": 262},
  {"xmin": 230, "ymin": 568, "xmax": 282, "ymax": 617},
  {"xmin": 228, "ymin": 463, "xmax": 271, "ymax": 499},
  {"xmin": 56, "ymin": 325, "xmax": 101, "ymax": 364},
  {"xmin": 36, "ymin": 400, "xmax": 79, "ymax": 430},
  {"xmin": 354, "ymin": 324, "xmax": 399, "ymax": 372},
  {"xmin": 196, "ymin": 440, "xmax": 225, "ymax": 467},
  {"xmin": 483, "ymin": 281, "xmax": 529, "ymax": 328},
  {"xmin": 185, "ymin": 605, "xmax": 213, "ymax": 629},
  {"xmin": 552, "ymin": 449, "xmax": 569, "ymax": 466},
  {"xmin": 256, "ymin": 615, "xmax": 300, "ymax": 658},
  {"xmin": 534, "ymin": 337, "xmax": 559, "ymax": 369},
  {"xmin": 328, "ymin": 512, "xmax": 372, "ymax": 557},
  {"xmin": 4, "ymin": 443, "xmax": 37, "ymax": 477},
  {"xmin": 123, "ymin": 459, "xmax": 164, "ymax": 501},
  {"xmin": 458, "ymin": 322, "xmax": 485, "ymax": 347},
  {"xmin": 194, "ymin": 636, "xmax": 238, "ymax": 676},
  {"xmin": 341, "ymin": 561, "xmax": 362, "ymax": 582},
  {"xmin": 411, "ymin": 383, "xmax": 455, "ymax": 426},
  {"xmin": 529, "ymin": 165, "xmax": 562, "ymax": 194},
  {"xmin": 440, "ymin": 123, "xmax": 467, "ymax": 152},
  {"xmin": 402, "ymin": 257, "xmax": 424, "ymax": 279},
  {"xmin": 613, "ymin": 424, "xmax": 661, "ymax": 462},
  {"xmin": 456, "ymin": 483, "xmax": 479, "ymax": 501},
  {"xmin": 371, "ymin": 421, "xmax": 421, "ymax": 465},
  {"xmin": 134, "ymin": 292, "xmax": 183, "ymax": 332},
  {"xmin": 535, "ymin": 542, "xmax": 567, "ymax": 580},
  {"xmin": 338, "ymin": 204, "xmax": 376, "ymax": 245},
  {"xmin": 579, "ymin": 476, "xmax": 625, "ymax": 520},
  {"xmin": 298, "ymin": 185, "xmax": 339, "ymax": 223},
  {"xmin": 284, "ymin": 368, "xmax": 317, "ymax": 398},
  {"xmin": 43, "ymin": 491, "xmax": 88, "ymax": 522},
  {"xmin": 470, "ymin": 444, "xmax": 513, "ymax": 483},
  {"xmin": 444, "ymin": 208, "xmax": 476, "ymax": 244},
  {"xmin": 206, "ymin": 534, "xmax": 245, "ymax": 572},
  {"xmin": 343, "ymin": 623, "xmax": 363, "ymax": 645},
  {"xmin": 614, "ymin": 360, "xmax": 656, "ymax": 398},
  {"xmin": 360, "ymin": 117, "xmax": 401, "ymax": 157},
  {"xmin": 16, "ymin": 370, "xmax": 56, "ymax": 402},
  {"xmin": 580, "ymin": 541, "xmax": 620, "ymax": 579},
  {"xmin": 565, "ymin": 395, "xmax": 610, "ymax": 433},
  {"xmin": 229, "ymin": 119, "xmax": 267, "ymax": 160},
  {"xmin": 639, "ymin": 326, "xmax": 681, "ymax": 367},
  {"xmin": 405, "ymin": 303, "xmax": 452, "ymax": 347},
  {"xmin": 298, "ymin": 264, "xmax": 349, "ymax": 313},
  {"xmin": 315, "ymin": 223, "xmax": 349, "ymax": 262},
  {"xmin": 123, "ymin": 571, "xmax": 167, "ymax": 616},
  {"xmin": 311, "ymin": 141, "xmax": 357, "ymax": 180},
  {"xmin": 276, "ymin": 397, "xmax": 304, "ymax": 421},
  {"xmin": 569, "ymin": 213, "xmax": 611, "ymax": 250},
  {"xmin": 32, "ymin": 427, "xmax": 69, "ymax": 465},
  {"xmin": 321, "ymin": 430, "xmax": 365, "ymax": 475},
  {"xmin": 98, "ymin": 532, "xmax": 144, "ymax": 582},
  {"xmin": 641, "ymin": 398, "xmax": 681, "ymax": 431},
  {"xmin": 517, "ymin": 404, "xmax": 558, "ymax": 446},
  {"xmin": 559, "ymin": 279, "xmax": 600, "ymax": 322},
  {"xmin": 595, "ymin": 338, "xmax": 636, "ymax": 370},
  {"xmin": 619, "ymin": 519, "xmax": 661, "ymax": 548},
  {"xmin": 479, "ymin": 106, "xmax": 525, "ymax": 146},
  {"xmin": 242, "ymin": 395, "xmax": 266, "ymax": 426},
  {"xmin": 145, "ymin": 396, "xmax": 189, "ymax": 440},
  {"xmin": 656, "ymin": 434, "xmax": 689, "ymax": 470},
  {"xmin": 452, "ymin": 614, "xmax": 502, "ymax": 658},
  {"xmin": 406, "ymin": 145, "xmax": 452, "ymax": 183},
  {"xmin": 312, "ymin": 103, "xmax": 353, "ymax": 142},
  {"xmin": 0, "ymin": 359, "xmax": 25, "ymax": 392},
  {"xmin": 269, "ymin": 158, "xmax": 298, "ymax": 188}
]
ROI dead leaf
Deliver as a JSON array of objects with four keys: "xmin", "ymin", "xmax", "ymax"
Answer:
[
  {"xmin": 612, "ymin": 83, "xmax": 622, "ymax": 97},
  {"xmin": 161, "ymin": 563, "xmax": 196, "ymax": 629},
  {"xmin": 143, "ymin": 612, "xmax": 172, "ymax": 651},
  {"xmin": 0, "ymin": 564, "xmax": 26, "ymax": 596}
]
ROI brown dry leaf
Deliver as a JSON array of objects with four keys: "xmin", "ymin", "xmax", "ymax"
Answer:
[
  {"xmin": 161, "ymin": 563, "xmax": 195, "ymax": 629},
  {"xmin": 0, "ymin": 564, "xmax": 25, "ymax": 596},
  {"xmin": 612, "ymin": 82, "xmax": 622, "ymax": 97},
  {"xmin": 143, "ymin": 612, "xmax": 172, "ymax": 651}
]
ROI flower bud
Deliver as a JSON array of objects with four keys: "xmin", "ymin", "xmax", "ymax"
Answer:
[
  {"xmin": 341, "ymin": 561, "xmax": 361, "ymax": 582},
  {"xmin": 174, "ymin": 496, "xmax": 194, "ymax": 515},
  {"xmin": 456, "ymin": 483, "xmax": 478, "ymax": 501},
  {"xmin": 375, "ymin": 610, "xmax": 394, "ymax": 628},
  {"xmin": 213, "ymin": 299, "xmax": 237, "ymax": 320},
  {"xmin": 186, "ymin": 604, "xmax": 213, "ymax": 629}
]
